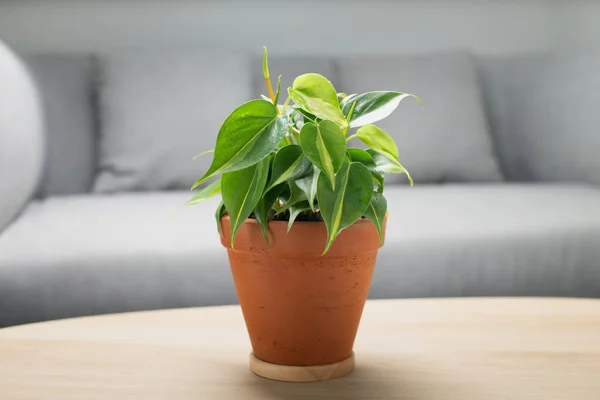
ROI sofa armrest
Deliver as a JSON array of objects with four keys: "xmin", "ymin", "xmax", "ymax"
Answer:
[{"xmin": 0, "ymin": 41, "xmax": 45, "ymax": 234}]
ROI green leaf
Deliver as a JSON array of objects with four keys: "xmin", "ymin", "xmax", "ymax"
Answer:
[
  {"xmin": 367, "ymin": 149, "xmax": 413, "ymax": 186},
  {"xmin": 274, "ymin": 75, "xmax": 281, "ymax": 105},
  {"xmin": 299, "ymin": 121, "xmax": 346, "ymax": 190},
  {"xmin": 266, "ymin": 144, "xmax": 312, "ymax": 192},
  {"xmin": 221, "ymin": 157, "xmax": 270, "ymax": 248},
  {"xmin": 347, "ymin": 148, "xmax": 384, "ymax": 190},
  {"xmin": 215, "ymin": 201, "xmax": 226, "ymax": 237},
  {"xmin": 287, "ymin": 201, "xmax": 312, "ymax": 233},
  {"xmin": 295, "ymin": 167, "xmax": 320, "ymax": 212},
  {"xmin": 341, "ymin": 91, "xmax": 421, "ymax": 128},
  {"xmin": 317, "ymin": 159, "xmax": 373, "ymax": 254},
  {"xmin": 288, "ymin": 73, "xmax": 347, "ymax": 129},
  {"xmin": 356, "ymin": 124, "xmax": 399, "ymax": 160},
  {"xmin": 363, "ymin": 192, "xmax": 387, "ymax": 245},
  {"xmin": 337, "ymin": 92, "xmax": 348, "ymax": 99},
  {"xmin": 191, "ymin": 100, "xmax": 287, "ymax": 189},
  {"xmin": 187, "ymin": 178, "xmax": 221, "ymax": 206},
  {"xmin": 278, "ymin": 180, "xmax": 308, "ymax": 214},
  {"xmin": 254, "ymin": 183, "xmax": 285, "ymax": 245}
]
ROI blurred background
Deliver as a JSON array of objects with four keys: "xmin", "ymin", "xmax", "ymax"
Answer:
[{"xmin": 1, "ymin": 0, "xmax": 599, "ymax": 328}]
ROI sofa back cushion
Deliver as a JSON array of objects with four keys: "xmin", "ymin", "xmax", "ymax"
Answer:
[
  {"xmin": 338, "ymin": 51, "xmax": 503, "ymax": 184},
  {"xmin": 93, "ymin": 51, "xmax": 252, "ymax": 193},
  {"xmin": 480, "ymin": 52, "xmax": 600, "ymax": 185},
  {"xmin": 24, "ymin": 54, "xmax": 96, "ymax": 197}
]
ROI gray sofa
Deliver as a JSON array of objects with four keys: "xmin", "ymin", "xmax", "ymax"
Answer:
[{"xmin": 1, "ymin": 47, "xmax": 599, "ymax": 328}]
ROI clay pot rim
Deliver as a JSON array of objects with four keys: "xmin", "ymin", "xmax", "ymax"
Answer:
[{"xmin": 220, "ymin": 215, "xmax": 374, "ymax": 226}]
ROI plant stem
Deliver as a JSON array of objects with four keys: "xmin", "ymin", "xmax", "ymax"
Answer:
[
  {"xmin": 346, "ymin": 134, "xmax": 358, "ymax": 143},
  {"xmin": 289, "ymin": 126, "xmax": 300, "ymax": 137},
  {"xmin": 266, "ymin": 77, "xmax": 276, "ymax": 103},
  {"xmin": 280, "ymin": 96, "xmax": 291, "ymax": 114}
]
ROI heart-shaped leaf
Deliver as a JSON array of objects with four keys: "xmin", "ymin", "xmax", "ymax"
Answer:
[
  {"xmin": 363, "ymin": 192, "xmax": 387, "ymax": 245},
  {"xmin": 278, "ymin": 180, "xmax": 308, "ymax": 214},
  {"xmin": 299, "ymin": 121, "xmax": 346, "ymax": 189},
  {"xmin": 317, "ymin": 159, "xmax": 373, "ymax": 254},
  {"xmin": 266, "ymin": 145, "xmax": 312, "ymax": 192},
  {"xmin": 288, "ymin": 73, "xmax": 347, "ymax": 129},
  {"xmin": 341, "ymin": 91, "xmax": 421, "ymax": 128},
  {"xmin": 221, "ymin": 157, "xmax": 270, "ymax": 248},
  {"xmin": 191, "ymin": 100, "xmax": 287, "ymax": 189},
  {"xmin": 347, "ymin": 148, "xmax": 384, "ymax": 191},
  {"xmin": 295, "ymin": 167, "xmax": 320, "ymax": 211},
  {"xmin": 254, "ymin": 183, "xmax": 285, "ymax": 245},
  {"xmin": 367, "ymin": 149, "xmax": 413, "ymax": 186},
  {"xmin": 187, "ymin": 177, "xmax": 221, "ymax": 206},
  {"xmin": 287, "ymin": 201, "xmax": 312, "ymax": 233},
  {"xmin": 356, "ymin": 124, "xmax": 399, "ymax": 160}
]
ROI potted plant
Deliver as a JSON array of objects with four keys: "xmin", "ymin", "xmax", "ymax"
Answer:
[{"xmin": 189, "ymin": 47, "xmax": 419, "ymax": 382}]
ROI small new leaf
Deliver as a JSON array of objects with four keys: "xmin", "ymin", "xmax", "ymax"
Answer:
[
  {"xmin": 221, "ymin": 157, "xmax": 270, "ymax": 248},
  {"xmin": 287, "ymin": 201, "xmax": 312, "ymax": 233},
  {"xmin": 295, "ymin": 167, "xmax": 320, "ymax": 212}
]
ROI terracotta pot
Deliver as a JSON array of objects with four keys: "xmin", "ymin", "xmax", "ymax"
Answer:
[{"xmin": 220, "ymin": 216, "xmax": 385, "ymax": 369}]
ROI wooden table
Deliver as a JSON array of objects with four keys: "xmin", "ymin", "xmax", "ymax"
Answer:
[{"xmin": 1, "ymin": 298, "xmax": 600, "ymax": 399}]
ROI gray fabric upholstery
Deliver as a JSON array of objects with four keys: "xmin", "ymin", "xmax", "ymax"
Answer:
[
  {"xmin": 0, "ymin": 194, "xmax": 231, "ymax": 327},
  {"xmin": 479, "ymin": 52, "xmax": 600, "ymax": 185},
  {"xmin": 373, "ymin": 184, "xmax": 600, "ymax": 299},
  {"xmin": 251, "ymin": 56, "xmax": 339, "ymax": 101},
  {"xmin": 93, "ymin": 52, "xmax": 252, "ymax": 193},
  {"xmin": 0, "ymin": 41, "xmax": 44, "ymax": 234},
  {"xmin": 338, "ymin": 52, "xmax": 504, "ymax": 184},
  {"xmin": 23, "ymin": 54, "xmax": 96, "ymax": 197},
  {"xmin": 2, "ymin": 184, "xmax": 600, "ymax": 327}
]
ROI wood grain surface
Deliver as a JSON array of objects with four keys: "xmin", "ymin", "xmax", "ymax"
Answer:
[{"xmin": 1, "ymin": 298, "xmax": 600, "ymax": 399}]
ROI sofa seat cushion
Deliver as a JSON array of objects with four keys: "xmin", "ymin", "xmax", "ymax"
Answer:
[
  {"xmin": 338, "ymin": 51, "xmax": 503, "ymax": 184},
  {"xmin": 1, "ymin": 185, "xmax": 600, "ymax": 327},
  {"xmin": 0, "ymin": 194, "xmax": 231, "ymax": 327},
  {"xmin": 375, "ymin": 184, "xmax": 600, "ymax": 299}
]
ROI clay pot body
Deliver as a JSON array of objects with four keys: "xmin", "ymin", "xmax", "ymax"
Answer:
[{"xmin": 220, "ymin": 216, "xmax": 385, "ymax": 366}]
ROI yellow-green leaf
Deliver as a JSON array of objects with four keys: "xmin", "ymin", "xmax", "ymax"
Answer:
[
  {"xmin": 356, "ymin": 124, "xmax": 399, "ymax": 160},
  {"xmin": 288, "ymin": 73, "xmax": 347, "ymax": 129}
]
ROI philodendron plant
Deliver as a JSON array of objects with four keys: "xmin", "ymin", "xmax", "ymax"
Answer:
[{"xmin": 189, "ymin": 47, "xmax": 420, "ymax": 254}]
